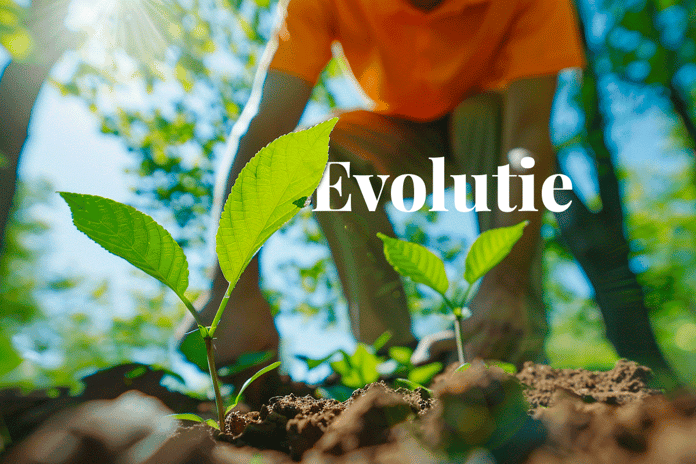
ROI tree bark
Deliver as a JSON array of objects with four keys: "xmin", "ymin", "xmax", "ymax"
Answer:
[
  {"xmin": 0, "ymin": 0, "xmax": 80, "ymax": 255},
  {"xmin": 555, "ymin": 2, "xmax": 674, "ymax": 380}
]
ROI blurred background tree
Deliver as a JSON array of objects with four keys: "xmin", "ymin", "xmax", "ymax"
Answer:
[{"xmin": 0, "ymin": 0, "xmax": 694, "ymax": 390}]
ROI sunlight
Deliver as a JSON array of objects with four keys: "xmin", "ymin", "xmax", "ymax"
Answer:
[{"xmin": 69, "ymin": 0, "xmax": 177, "ymax": 62}]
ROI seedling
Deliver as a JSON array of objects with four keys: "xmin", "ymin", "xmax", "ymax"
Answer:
[
  {"xmin": 60, "ymin": 118, "xmax": 338, "ymax": 429},
  {"xmin": 378, "ymin": 220, "xmax": 528, "ymax": 366},
  {"xmin": 298, "ymin": 331, "xmax": 442, "ymax": 396}
]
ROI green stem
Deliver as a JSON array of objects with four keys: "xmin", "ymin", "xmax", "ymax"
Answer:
[
  {"xmin": 208, "ymin": 282, "xmax": 233, "ymax": 339},
  {"xmin": 205, "ymin": 336, "xmax": 225, "ymax": 430},
  {"xmin": 453, "ymin": 312, "xmax": 466, "ymax": 366}
]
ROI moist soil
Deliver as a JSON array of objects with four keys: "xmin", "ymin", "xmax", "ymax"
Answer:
[{"xmin": 136, "ymin": 359, "xmax": 696, "ymax": 464}]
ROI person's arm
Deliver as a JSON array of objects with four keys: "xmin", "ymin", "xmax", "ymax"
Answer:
[
  {"xmin": 217, "ymin": 69, "xmax": 314, "ymax": 205},
  {"xmin": 460, "ymin": 74, "xmax": 558, "ymax": 361}
]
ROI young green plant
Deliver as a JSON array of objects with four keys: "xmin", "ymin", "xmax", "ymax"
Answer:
[
  {"xmin": 377, "ymin": 220, "xmax": 528, "ymax": 366},
  {"xmin": 60, "ymin": 118, "xmax": 338, "ymax": 429}
]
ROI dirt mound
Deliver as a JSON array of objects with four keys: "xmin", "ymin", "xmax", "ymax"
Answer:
[
  {"xmin": 5, "ymin": 360, "xmax": 696, "ymax": 464},
  {"xmin": 516, "ymin": 359, "xmax": 661, "ymax": 407}
]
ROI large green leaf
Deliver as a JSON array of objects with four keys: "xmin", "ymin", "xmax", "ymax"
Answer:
[
  {"xmin": 463, "ymin": 221, "xmax": 528, "ymax": 285},
  {"xmin": 60, "ymin": 192, "xmax": 190, "ymax": 304},
  {"xmin": 377, "ymin": 233, "xmax": 449, "ymax": 296},
  {"xmin": 216, "ymin": 118, "xmax": 337, "ymax": 287}
]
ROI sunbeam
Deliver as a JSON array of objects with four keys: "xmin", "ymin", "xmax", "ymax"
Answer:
[{"xmin": 69, "ymin": 0, "xmax": 180, "ymax": 63}]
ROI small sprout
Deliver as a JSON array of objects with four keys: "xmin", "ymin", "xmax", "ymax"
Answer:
[
  {"xmin": 225, "ymin": 361, "xmax": 281, "ymax": 414},
  {"xmin": 379, "ymin": 221, "xmax": 528, "ymax": 365}
]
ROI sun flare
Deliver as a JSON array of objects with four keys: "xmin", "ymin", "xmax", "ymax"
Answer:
[{"xmin": 70, "ymin": 0, "xmax": 177, "ymax": 62}]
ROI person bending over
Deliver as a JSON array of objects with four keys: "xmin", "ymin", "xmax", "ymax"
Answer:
[{"xmin": 178, "ymin": 0, "xmax": 585, "ymax": 370}]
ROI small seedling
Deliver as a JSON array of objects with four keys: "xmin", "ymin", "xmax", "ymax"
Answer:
[
  {"xmin": 60, "ymin": 118, "xmax": 338, "ymax": 429},
  {"xmin": 299, "ymin": 331, "xmax": 442, "ymax": 396},
  {"xmin": 378, "ymin": 220, "xmax": 528, "ymax": 366}
]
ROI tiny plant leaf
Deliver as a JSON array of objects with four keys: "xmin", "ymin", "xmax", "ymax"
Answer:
[
  {"xmin": 488, "ymin": 361, "xmax": 517, "ymax": 375},
  {"xmin": 216, "ymin": 119, "xmax": 338, "ymax": 290},
  {"xmin": 225, "ymin": 361, "xmax": 281, "ymax": 414},
  {"xmin": 372, "ymin": 331, "xmax": 392, "ymax": 352},
  {"xmin": 464, "ymin": 220, "xmax": 528, "ymax": 285},
  {"xmin": 377, "ymin": 233, "xmax": 449, "ymax": 296},
  {"xmin": 59, "ymin": 192, "xmax": 191, "ymax": 306},
  {"xmin": 205, "ymin": 419, "xmax": 221, "ymax": 430},
  {"xmin": 408, "ymin": 362, "xmax": 443, "ymax": 385},
  {"xmin": 179, "ymin": 330, "xmax": 208, "ymax": 372}
]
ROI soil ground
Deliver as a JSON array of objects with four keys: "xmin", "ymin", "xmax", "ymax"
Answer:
[{"xmin": 3, "ymin": 359, "xmax": 696, "ymax": 464}]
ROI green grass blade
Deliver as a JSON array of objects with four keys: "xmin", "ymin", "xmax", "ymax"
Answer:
[
  {"xmin": 463, "ymin": 220, "xmax": 528, "ymax": 285},
  {"xmin": 59, "ymin": 192, "xmax": 191, "ymax": 305},
  {"xmin": 169, "ymin": 413, "xmax": 206, "ymax": 423},
  {"xmin": 225, "ymin": 361, "xmax": 281, "ymax": 414},
  {"xmin": 377, "ymin": 233, "xmax": 449, "ymax": 296},
  {"xmin": 215, "ymin": 119, "xmax": 337, "ymax": 291},
  {"xmin": 394, "ymin": 378, "xmax": 432, "ymax": 396},
  {"xmin": 205, "ymin": 419, "xmax": 220, "ymax": 430}
]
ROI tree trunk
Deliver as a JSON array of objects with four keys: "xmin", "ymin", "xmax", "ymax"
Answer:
[
  {"xmin": 556, "ymin": 2, "xmax": 674, "ymax": 381},
  {"xmin": 0, "ymin": 0, "xmax": 80, "ymax": 256}
]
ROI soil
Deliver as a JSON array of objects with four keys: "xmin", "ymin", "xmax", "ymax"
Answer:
[{"xmin": 4, "ymin": 359, "xmax": 696, "ymax": 464}]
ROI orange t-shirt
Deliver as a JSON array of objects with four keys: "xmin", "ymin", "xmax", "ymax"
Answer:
[{"xmin": 268, "ymin": 0, "xmax": 586, "ymax": 121}]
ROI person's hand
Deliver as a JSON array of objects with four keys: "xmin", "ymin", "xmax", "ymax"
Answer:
[{"xmin": 459, "ymin": 271, "xmax": 529, "ymax": 363}]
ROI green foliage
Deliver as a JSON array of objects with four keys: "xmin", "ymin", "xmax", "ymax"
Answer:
[
  {"xmin": 59, "ymin": 192, "xmax": 195, "ymax": 312},
  {"xmin": 378, "ymin": 221, "xmax": 528, "ymax": 305},
  {"xmin": 463, "ymin": 221, "xmax": 528, "ymax": 285},
  {"xmin": 299, "ymin": 333, "xmax": 442, "ymax": 392},
  {"xmin": 0, "ymin": 0, "xmax": 32, "ymax": 59},
  {"xmin": 52, "ymin": 0, "xmax": 343, "ymax": 249},
  {"xmin": 388, "ymin": 345, "xmax": 443, "ymax": 385},
  {"xmin": 215, "ymin": 119, "xmax": 337, "ymax": 292},
  {"xmin": 377, "ymin": 233, "xmax": 449, "ymax": 295}
]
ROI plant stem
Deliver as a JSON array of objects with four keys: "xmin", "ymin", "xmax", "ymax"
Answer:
[
  {"xmin": 209, "ymin": 282, "xmax": 233, "ymax": 338},
  {"xmin": 443, "ymin": 294, "xmax": 467, "ymax": 365},
  {"xmin": 205, "ymin": 336, "xmax": 225, "ymax": 430},
  {"xmin": 453, "ymin": 312, "xmax": 466, "ymax": 366}
]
